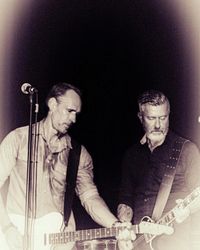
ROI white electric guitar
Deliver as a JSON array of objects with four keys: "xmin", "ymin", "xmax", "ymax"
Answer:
[{"xmin": 0, "ymin": 212, "xmax": 172, "ymax": 250}]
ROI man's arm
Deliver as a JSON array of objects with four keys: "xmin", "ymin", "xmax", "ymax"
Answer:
[
  {"xmin": 0, "ymin": 193, "xmax": 13, "ymax": 231},
  {"xmin": 0, "ymin": 131, "xmax": 23, "ymax": 249},
  {"xmin": 75, "ymin": 146, "xmax": 128, "ymax": 227},
  {"xmin": 0, "ymin": 132, "xmax": 16, "ymax": 230},
  {"xmin": 167, "ymin": 139, "xmax": 200, "ymax": 250},
  {"xmin": 181, "ymin": 141, "xmax": 200, "ymax": 215},
  {"xmin": 81, "ymin": 194, "xmax": 119, "ymax": 227}
]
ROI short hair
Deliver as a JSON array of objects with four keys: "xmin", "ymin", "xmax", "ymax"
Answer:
[
  {"xmin": 138, "ymin": 90, "xmax": 170, "ymax": 113},
  {"xmin": 45, "ymin": 82, "xmax": 82, "ymax": 105}
]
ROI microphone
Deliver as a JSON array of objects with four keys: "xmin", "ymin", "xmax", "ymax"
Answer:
[{"xmin": 21, "ymin": 83, "xmax": 38, "ymax": 94}]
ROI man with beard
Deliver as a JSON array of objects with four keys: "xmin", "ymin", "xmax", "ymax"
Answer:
[{"xmin": 117, "ymin": 90, "xmax": 200, "ymax": 250}]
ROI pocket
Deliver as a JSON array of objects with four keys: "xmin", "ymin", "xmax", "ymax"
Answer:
[{"xmin": 15, "ymin": 158, "xmax": 27, "ymax": 180}]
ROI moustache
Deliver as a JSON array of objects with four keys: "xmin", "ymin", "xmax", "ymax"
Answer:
[{"xmin": 151, "ymin": 129, "xmax": 164, "ymax": 134}]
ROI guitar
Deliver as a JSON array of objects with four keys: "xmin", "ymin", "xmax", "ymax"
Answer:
[
  {"xmin": 0, "ymin": 212, "xmax": 172, "ymax": 250},
  {"xmin": 132, "ymin": 186, "xmax": 200, "ymax": 250}
]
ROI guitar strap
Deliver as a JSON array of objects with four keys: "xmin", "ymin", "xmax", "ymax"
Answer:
[
  {"xmin": 63, "ymin": 138, "xmax": 81, "ymax": 226},
  {"xmin": 151, "ymin": 137, "xmax": 188, "ymax": 221}
]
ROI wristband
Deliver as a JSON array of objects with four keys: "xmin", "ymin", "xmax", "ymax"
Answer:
[{"xmin": 1, "ymin": 222, "xmax": 16, "ymax": 234}]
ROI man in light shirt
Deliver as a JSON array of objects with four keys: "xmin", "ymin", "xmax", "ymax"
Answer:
[{"xmin": 0, "ymin": 82, "xmax": 136, "ymax": 250}]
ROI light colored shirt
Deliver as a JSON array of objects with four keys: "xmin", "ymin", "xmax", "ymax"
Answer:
[{"xmin": 0, "ymin": 119, "xmax": 117, "ymax": 231}]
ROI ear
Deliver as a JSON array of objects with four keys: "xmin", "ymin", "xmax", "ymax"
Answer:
[
  {"xmin": 48, "ymin": 97, "xmax": 57, "ymax": 111},
  {"xmin": 137, "ymin": 112, "xmax": 143, "ymax": 123}
]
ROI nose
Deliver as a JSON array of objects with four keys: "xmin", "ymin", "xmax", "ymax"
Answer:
[
  {"xmin": 70, "ymin": 113, "xmax": 76, "ymax": 123},
  {"xmin": 155, "ymin": 118, "xmax": 161, "ymax": 129}
]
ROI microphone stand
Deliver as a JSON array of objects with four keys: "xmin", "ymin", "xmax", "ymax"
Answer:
[{"xmin": 24, "ymin": 90, "xmax": 39, "ymax": 250}]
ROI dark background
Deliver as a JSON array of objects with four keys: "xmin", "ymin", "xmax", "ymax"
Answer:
[{"xmin": 6, "ymin": 0, "xmax": 198, "ymax": 229}]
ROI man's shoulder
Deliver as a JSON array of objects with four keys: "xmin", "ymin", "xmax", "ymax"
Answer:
[
  {"xmin": 14, "ymin": 124, "xmax": 29, "ymax": 132},
  {"xmin": 169, "ymin": 130, "xmax": 190, "ymax": 144},
  {"xmin": 0, "ymin": 125, "xmax": 29, "ymax": 149},
  {"xmin": 169, "ymin": 130, "xmax": 199, "ymax": 151},
  {"xmin": 11, "ymin": 125, "xmax": 29, "ymax": 137},
  {"xmin": 4, "ymin": 125, "xmax": 29, "ymax": 139}
]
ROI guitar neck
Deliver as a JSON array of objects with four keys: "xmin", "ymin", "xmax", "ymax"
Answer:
[
  {"xmin": 144, "ymin": 187, "xmax": 200, "ymax": 243},
  {"xmin": 133, "ymin": 187, "xmax": 200, "ymax": 249},
  {"xmin": 158, "ymin": 188, "xmax": 199, "ymax": 225},
  {"xmin": 45, "ymin": 225, "xmax": 139, "ymax": 245},
  {"xmin": 44, "ymin": 187, "xmax": 200, "ymax": 247}
]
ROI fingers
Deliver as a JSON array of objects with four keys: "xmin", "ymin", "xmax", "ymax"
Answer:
[
  {"xmin": 117, "ymin": 226, "xmax": 136, "ymax": 240},
  {"xmin": 117, "ymin": 228, "xmax": 135, "ymax": 250},
  {"xmin": 174, "ymin": 199, "xmax": 190, "ymax": 223},
  {"xmin": 176, "ymin": 199, "xmax": 183, "ymax": 204},
  {"xmin": 117, "ymin": 204, "xmax": 133, "ymax": 222},
  {"xmin": 118, "ymin": 221, "xmax": 132, "ymax": 228},
  {"xmin": 118, "ymin": 240, "xmax": 134, "ymax": 250},
  {"xmin": 130, "ymin": 230, "xmax": 136, "ymax": 241}
]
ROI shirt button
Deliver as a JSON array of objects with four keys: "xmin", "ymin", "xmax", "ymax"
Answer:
[{"xmin": 144, "ymin": 198, "xmax": 149, "ymax": 202}]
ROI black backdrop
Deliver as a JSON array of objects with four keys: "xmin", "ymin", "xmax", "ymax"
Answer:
[{"xmin": 7, "ymin": 0, "xmax": 197, "ymax": 229}]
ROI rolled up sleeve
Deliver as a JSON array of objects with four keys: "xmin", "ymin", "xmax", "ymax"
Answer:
[{"xmin": 75, "ymin": 146, "xmax": 117, "ymax": 227}]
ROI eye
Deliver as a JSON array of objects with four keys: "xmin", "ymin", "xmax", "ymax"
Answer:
[
  {"xmin": 67, "ymin": 109, "xmax": 80, "ymax": 116},
  {"xmin": 147, "ymin": 116, "xmax": 155, "ymax": 120},
  {"xmin": 160, "ymin": 116, "xmax": 167, "ymax": 120},
  {"xmin": 67, "ymin": 109, "xmax": 74, "ymax": 113}
]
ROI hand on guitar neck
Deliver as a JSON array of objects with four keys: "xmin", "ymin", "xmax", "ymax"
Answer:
[
  {"xmin": 116, "ymin": 220, "xmax": 174, "ymax": 250},
  {"xmin": 115, "ymin": 221, "xmax": 136, "ymax": 250},
  {"xmin": 173, "ymin": 199, "xmax": 191, "ymax": 224},
  {"xmin": 174, "ymin": 193, "xmax": 200, "ymax": 224}
]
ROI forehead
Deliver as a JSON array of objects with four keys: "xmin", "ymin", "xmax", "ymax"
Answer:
[
  {"xmin": 57, "ymin": 90, "xmax": 82, "ymax": 110},
  {"xmin": 142, "ymin": 103, "xmax": 169, "ymax": 116}
]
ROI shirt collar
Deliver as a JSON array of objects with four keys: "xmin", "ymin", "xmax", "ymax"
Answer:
[
  {"xmin": 140, "ymin": 132, "xmax": 167, "ymax": 152},
  {"xmin": 38, "ymin": 119, "xmax": 72, "ymax": 152},
  {"xmin": 140, "ymin": 134, "xmax": 147, "ymax": 145}
]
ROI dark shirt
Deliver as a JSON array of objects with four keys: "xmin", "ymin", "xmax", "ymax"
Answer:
[{"xmin": 119, "ymin": 130, "xmax": 200, "ymax": 224}]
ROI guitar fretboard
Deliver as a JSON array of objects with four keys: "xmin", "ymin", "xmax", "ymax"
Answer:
[
  {"xmin": 159, "ymin": 187, "xmax": 200, "ymax": 225},
  {"xmin": 45, "ymin": 225, "xmax": 139, "ymax": 245}
]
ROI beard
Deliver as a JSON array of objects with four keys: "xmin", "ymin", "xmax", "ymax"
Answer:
[{"xmin": 146, "ymin": 127, "xmax": 169, "ymax": 144}]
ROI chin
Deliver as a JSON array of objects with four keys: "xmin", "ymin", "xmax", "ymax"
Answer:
[
  {"xmin": 57, "ymin": 128, "xmax": 68, "ymax": 135},
  {"xmin": 149, "ymin": 134, "xmax": 165, "ymax": 141}
]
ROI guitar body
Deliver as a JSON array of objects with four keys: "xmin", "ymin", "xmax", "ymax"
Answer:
[
  {"xmin": 131, "ymin": 234, "xmax": 151, "ymax": 250},
  {"xmin": 0, "ymin": 212, "xmax": 75, "ymax": 250},
  {"xmin": 76, "ymin": 239, "xmax": 117, "ymax": 250}
]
